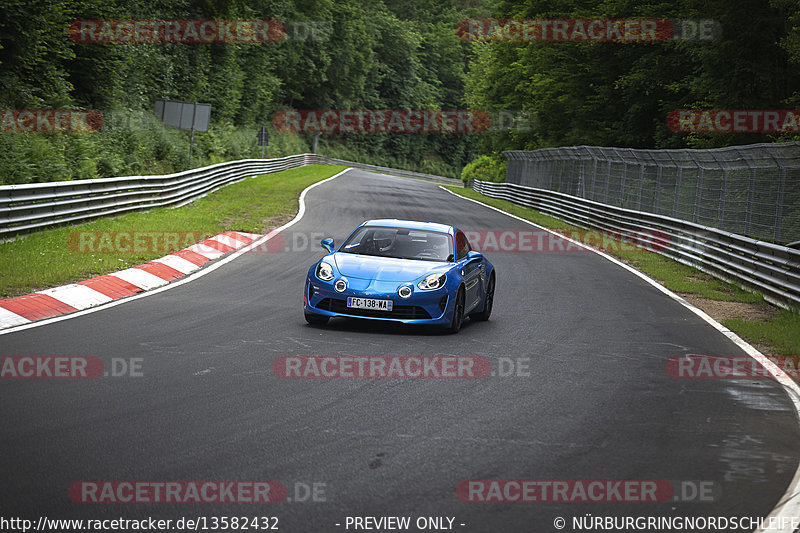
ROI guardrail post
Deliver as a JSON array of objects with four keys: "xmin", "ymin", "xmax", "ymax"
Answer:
[
  {"xmin": 673, "ymin": 166, "xmax": 682, "ymax": 218},
  {"xmin": 745, "ymin": 167, "xmax": 756, "ymax": 236},
  {"xmin": 569, "ymin": 157, "xmax": 577, "ymax": 195},
  {"xmin": 654, "ymin": 165, "xmax": 662, "ymax": 214},
  {"xmin": 717, "ymin": 168, "xmax": 727, "ymax": 230},
  {"xmin": 775, "ymin": 166, "xmax": 786, "ymax": 243},
  {"xmin": 636, "ymin": 165, "xmax": 645, "ymax": 211},
  {"xmin": 693, "ymin": 167, "xmax": 704, "ymax": 224},
  {"xmin": 556, "ymin": 158, "xmax": 563, "ymax": 191}
]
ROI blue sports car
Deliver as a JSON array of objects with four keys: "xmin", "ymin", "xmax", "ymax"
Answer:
[{"xmin": 303, "ymin": 219, "xmax": 495, "ymax": 333}]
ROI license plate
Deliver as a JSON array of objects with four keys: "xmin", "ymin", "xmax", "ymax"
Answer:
[{"xmin": 347, "ymin": 297, "xmax": 393, "ymax": 311}]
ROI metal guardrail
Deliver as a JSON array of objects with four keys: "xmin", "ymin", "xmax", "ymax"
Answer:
[
  {"xmin": 504, "ymin": 142, "xmax": 800, "ymax": 245},
  {"xmin": 472, "ymin": 180, "xmax": 800, "ymax": 309},
  {"xmin": 0, "ymin": 154, "xmax": 459, "ymax": 239},
  {"xmin": 0, "ymin": 154, "xmax": 314, "ymax": 238}
]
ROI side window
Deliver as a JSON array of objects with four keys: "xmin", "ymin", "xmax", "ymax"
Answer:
[{"xmin": 455, "ymin": 231, "xmax": 471, "ymax": 260}]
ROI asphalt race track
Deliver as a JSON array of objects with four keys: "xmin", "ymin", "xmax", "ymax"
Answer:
[{"xmin": 2, "ymin": 169, "xmax": 799, "ymax": 532}]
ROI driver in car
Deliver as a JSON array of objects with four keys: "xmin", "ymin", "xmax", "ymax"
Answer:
[{"xmin": 372, "ymin": 230, "xmax": 395, "ymax": 254}]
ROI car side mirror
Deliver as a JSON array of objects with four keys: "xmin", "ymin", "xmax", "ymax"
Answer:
[
  {"xmin": 466, "ymin": 250, "xmax": 483, "ymax": 261},
  {"xmin": 321, "ymin": 238, "xmax": 334, "ymax": 253}
]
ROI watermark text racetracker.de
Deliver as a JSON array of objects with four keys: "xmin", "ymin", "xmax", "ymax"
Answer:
[
  {"xmin": 271, "ymin": 109, "xmax": 535, "ymax": 133},
  {"xmin": 456, "ymin": 18, "xmax": 720, "ymax": 42},
  {"xmin": 464, "ymin": 229, "xmax": 668, "ymax": 254},
  {"xmin": 67, "ymin": 230, "xmax": 216, "ymax": 254},
  {"xmin": 0, "ymin": 356, "xmax": 142, "ymax": 378},
  {"xmin": 667, "ymin": 354, "xmax": 800, "ymax": 379},
  {"xmin": 69, "ymin": 20, "xmax": 331, "ymax": 43},
  {"xmin": 273, "ymin": 356, "xmax": 532, "ymax": 379},
  {"xmin": 70, "ymin": 481, "xmax": 288, "ymax": 503},
  {"xmin": 456, "ymin": 479, "xmax": 719, "ymax": 503},
  {"xmin": 667, "ymin": 109, "xmax": 800, "ymax": 133},
  {"xmin": 69, "ymin": 479, "xmax": 325, "ymax": 503}
]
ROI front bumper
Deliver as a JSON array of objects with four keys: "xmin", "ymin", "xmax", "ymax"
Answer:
[{"xmin": 304, "ymin": 276, "xmax": 452, "ymax": 325}]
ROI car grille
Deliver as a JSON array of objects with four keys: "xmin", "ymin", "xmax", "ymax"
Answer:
[{"xmin": 316, "ymin": 298, "xmax": 432, "ymax": 320}]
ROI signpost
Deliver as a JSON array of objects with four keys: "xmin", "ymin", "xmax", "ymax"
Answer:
[
  {"xmin": 154, "ymin": 99, "xmax": 211, "ymax": 161},
  {"xmin": 312, "ymin": 131, "xmax": 320, "ymax": 154},
  {"xmin": 257, "ymin": 125, "xmax": 270, "ymax": 158}
]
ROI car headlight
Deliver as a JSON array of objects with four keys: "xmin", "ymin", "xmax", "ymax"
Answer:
[
  {"xmin": 398, "ymin": 285, "xmax": 413, "ymax": 298},
  {"xmin": 417, "ymin": 273, "xmax": 446, "ymax": 290},
  {"xmin": 334, "ymin": 279, "xmax": 347, "ymax": 292},
  {"xmin": 316, "ymin": 261, "xmax": 334, "ymax": 281}
]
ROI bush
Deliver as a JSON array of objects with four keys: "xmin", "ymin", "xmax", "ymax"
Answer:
[
  {"xmin": 0, "ymin": 114, "xmax": 476, "ymax": 184},
  {"xmin": 0, "ymin": 113, "xmax": 313, "ymax": 184},
  {"xmin": 460, "ymin": 154, "xmax": 506, "ymax": 183}
]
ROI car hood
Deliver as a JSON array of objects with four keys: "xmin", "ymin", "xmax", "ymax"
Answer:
[{"xmin": 332, "ymin": 253, "xmax": 450, "ymax": 281}]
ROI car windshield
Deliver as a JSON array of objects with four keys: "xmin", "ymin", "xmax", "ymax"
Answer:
[{"xmin": 339, "ymin": 226, "xmax": 453, "ymax": 262}]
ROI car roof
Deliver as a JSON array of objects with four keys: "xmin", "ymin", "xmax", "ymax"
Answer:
[{"xmin": 361, "ymin": 219, "xmax": 455, "ymax": 233}]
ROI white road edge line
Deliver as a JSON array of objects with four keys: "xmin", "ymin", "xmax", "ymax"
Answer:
[
  {"xmin": 440, "ymin": 185, "xmax": 800, "ymax": 533},
  {"xmin": 0, "ymin": 167, "xmax": 353, "ymax": 337}
]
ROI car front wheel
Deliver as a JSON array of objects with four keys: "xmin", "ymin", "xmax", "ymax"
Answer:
[
  {"xmin": 304, "ymin": 312, "xmax": 329, "ymax": 325},
  {"xmin": 446, "ymin": 286, "xmax": 466, "ymax": 333},
  {"xmin": 470, "ymin": 273, "xmax": 495, "ymax": 321}
]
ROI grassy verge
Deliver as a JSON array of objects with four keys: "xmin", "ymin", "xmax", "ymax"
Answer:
[
  {"xmin": 446, "ymin": 186, "xmax": 800, "ymax": 357},
  {"xmin": 0, "ymin": 164, "xmax": 347, "ymax": 298}
]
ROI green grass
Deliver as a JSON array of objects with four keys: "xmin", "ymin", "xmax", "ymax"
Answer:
[
  {"xmin": 612, "ymin": 245, "xmax": 764, "ymax": 303},
  {"xmin": 723, "ymin": 312, "xmax": 800, "ymax": 356},
  {"xmin": 446, "ymin": 186, "xmax": 800, "ymax": 356},
  {"xmin": 0, "ymin": 164, "xmax": 347, "ymax": 298}
]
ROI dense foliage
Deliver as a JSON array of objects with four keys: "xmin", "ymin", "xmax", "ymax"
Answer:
[
  {"xmin": 0, "ymin": 0, "xmax": 486, "ymax": 183},
  {"xmin": 2, "ymin": 0, "xmax": 799, "ymax": 185},
  {"xmin": 464, "ymin": 0, "xmax": 800, "ymax": 155}
]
